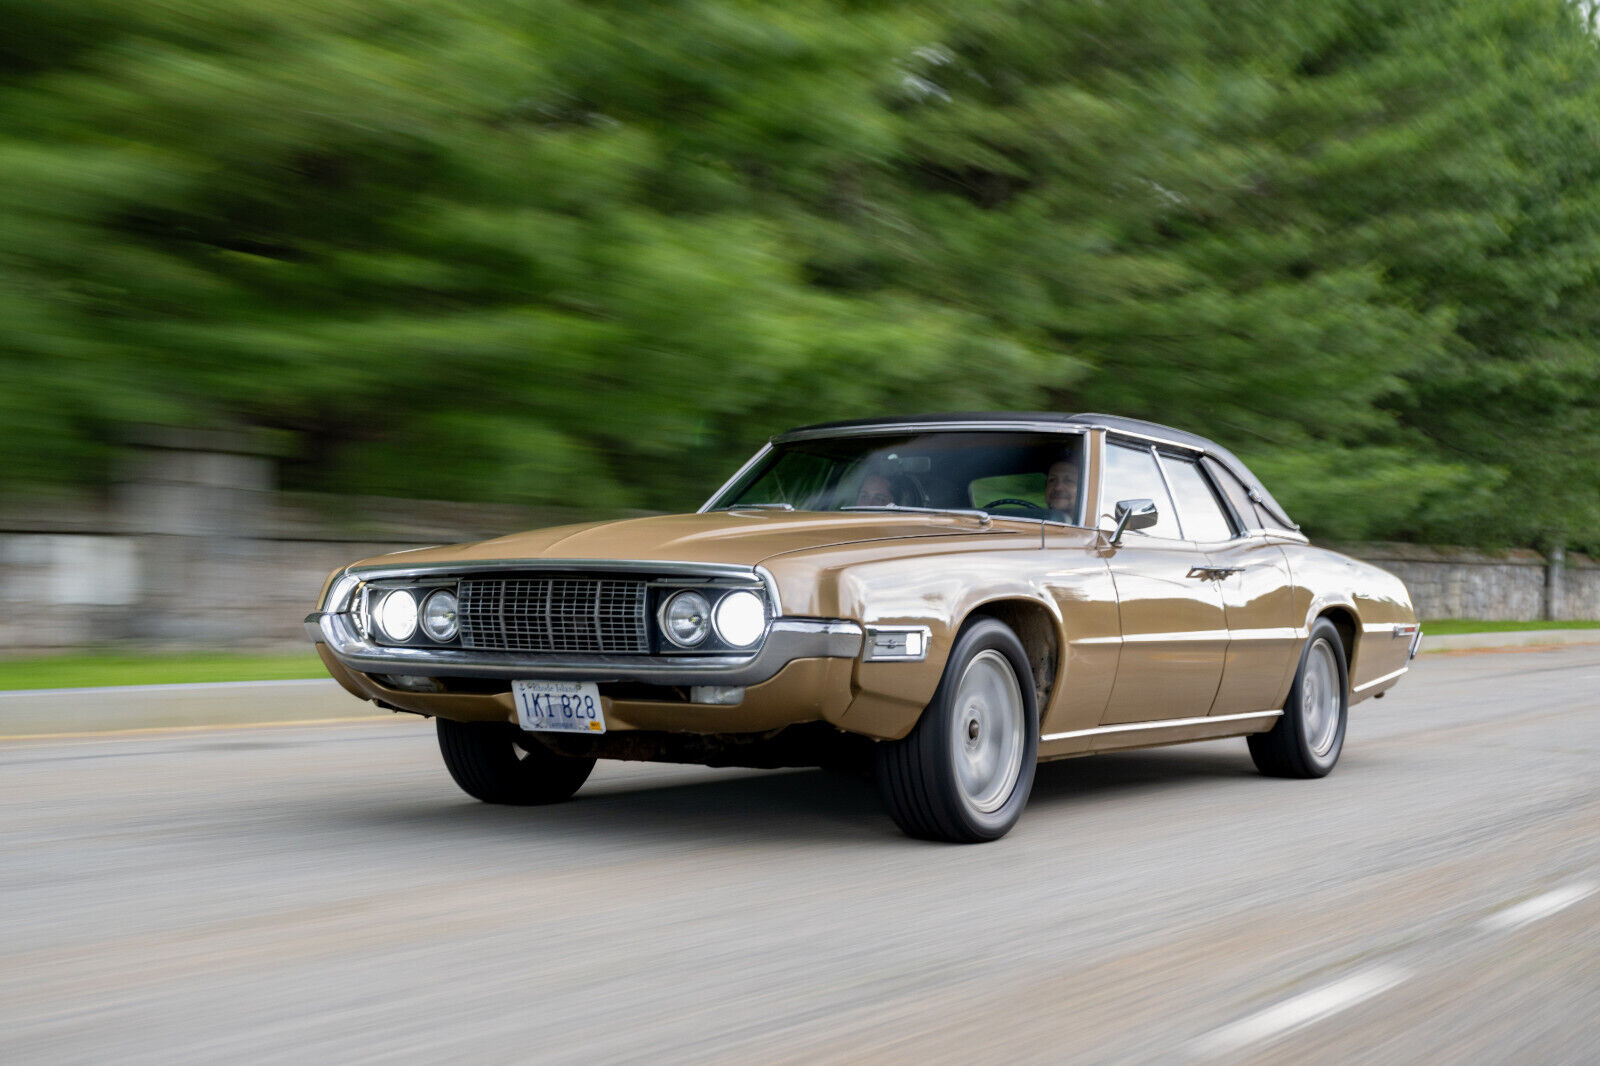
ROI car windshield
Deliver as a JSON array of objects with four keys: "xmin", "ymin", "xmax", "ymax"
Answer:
[{"xmin": 706, "ymin": 431, "xmax": 1088, "ymax": 524}]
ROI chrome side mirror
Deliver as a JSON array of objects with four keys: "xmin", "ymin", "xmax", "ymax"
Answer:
[{"xmin": 1110, "ymin": 498, "xmax": 1158, "ymax": 546}]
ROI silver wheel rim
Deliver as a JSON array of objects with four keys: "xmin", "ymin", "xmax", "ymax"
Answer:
[
  {"xmin": 950, "ymin": 649, "xmax": 1026, "ymax": 814},
  {"xmin": 1302, "ymin": 638, "xmax": 1342, "ymax": 758}
]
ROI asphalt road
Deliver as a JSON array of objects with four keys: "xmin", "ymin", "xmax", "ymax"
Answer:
[{"xmin": 3, "ymin": 647, "xmax": 1597, "ymax": 1064}]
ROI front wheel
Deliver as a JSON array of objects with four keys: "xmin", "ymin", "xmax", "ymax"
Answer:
[
  {"xmin": 1248, "ymin": 618, "xmax": 1348, "ymax": 778},
  {"xmin": 875, "ymin": 618, "xmax": 1039, "ymax": 842},
  {"xmin": 436, "ymin": 719, "xmax": 596, "ymax": 804}
]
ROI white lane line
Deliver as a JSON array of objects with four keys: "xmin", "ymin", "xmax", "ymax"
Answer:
[
  {"xmin": 1190, "ymin": 965, "xmax": 1410, "ymax": 1059},
  {"xmin": 1479, "ymin": 883, "xmax": 1596, "ymax": 934}
]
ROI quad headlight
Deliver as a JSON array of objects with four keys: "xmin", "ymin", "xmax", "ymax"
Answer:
[
  {"xmin": 421, "ymin": 590, "xmax": 459, "ymax": 642},
  {"xmin": 660, "ymin": 590, "xmax": 712, "ymax": 647},
  {"xmin": 375, "ymin": 589, "xmax": 418, "ymax": 642},
  {"xmin": 713, "ymin": 590, "xmax": 766, "ymax": 648}
]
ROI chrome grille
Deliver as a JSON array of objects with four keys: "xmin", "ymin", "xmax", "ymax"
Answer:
[{"xmin": 457, "ymin": 577, "xmax": 649, "ymax": 654}]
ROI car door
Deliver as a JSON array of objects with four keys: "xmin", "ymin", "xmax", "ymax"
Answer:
[
  {"xmin": 1094, "ymin": 439, "xmax": 1228, "ymax": 726},
  {"xmin": 1157, "ymin": 452, "xmax": 1300, "ymax": 718},
  {"xmin": 1038, "ymin": 522, "xmax": 1122, "ymax": 738}
]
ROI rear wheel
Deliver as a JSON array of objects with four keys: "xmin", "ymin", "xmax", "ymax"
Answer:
[
  {"xmin": 1248, "ymin": 617, "xmax": 1348, "ymax": 778},
  {"xmin": 875, "ymin": 618, "xmax": 1039, "ymax": 842},
  {"xmin": 436, "ymin": 719, "xmax": 596, "ymax": 804}
]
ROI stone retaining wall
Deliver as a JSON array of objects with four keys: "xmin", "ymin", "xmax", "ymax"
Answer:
[{"xmin": 1345, "ymin": 544, "xmax": 1579, "ymax": 622}]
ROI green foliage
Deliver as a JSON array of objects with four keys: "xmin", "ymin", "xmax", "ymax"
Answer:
[{"xmin": 2, "ymin": 0, "xmax": 1600, "ymax": 545}]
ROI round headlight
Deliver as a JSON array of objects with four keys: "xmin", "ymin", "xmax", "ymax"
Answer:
[
  {"xmin": 376, "ymin": 589, "xmax": 418, "ymax": 642},
  {"xmin": 421, "ymin": 590, "xmax": 459, "ymax": 642},
  {"xmin": 713, "ymin": 590, "xmax": 766, "ymax": 648},
  {"xmin": 661, "ymin": 590, "xmax": 711, "ymax": 647}
]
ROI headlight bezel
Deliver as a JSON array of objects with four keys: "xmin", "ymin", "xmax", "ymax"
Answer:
[
  {"xmin": 653, "ymin": 584, "xmax": 771, "ymax": 655},
  {"xmin": 355, "ymin": 581, "xmax": 461, "ymax": 648}
]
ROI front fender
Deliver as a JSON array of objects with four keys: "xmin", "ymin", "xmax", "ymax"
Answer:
[{"xmin": 764, "ymin": 541, "xmax": 1065, "ymax": 740}]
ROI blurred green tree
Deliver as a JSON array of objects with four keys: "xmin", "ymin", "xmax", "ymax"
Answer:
[
  {"xmin": 0, "ymin": 0, "xmax": 1598, "ymax": 546},
  {"xmin": 867, "ymin": 0, "xmax": 1600, "ymax": 546}
]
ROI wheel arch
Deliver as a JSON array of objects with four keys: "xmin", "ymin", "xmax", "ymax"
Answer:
[
  {"xmin": 964, "ymin": 596, "xmax": 1061, "ymax": 723},
  {"xmin": 1315, "ymin": 605, "xmax": 1359, "ymax": 671}
]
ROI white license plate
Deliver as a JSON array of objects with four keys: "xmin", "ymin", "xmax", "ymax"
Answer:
[{"xmin": 512, "ymin": 680, "xmax": 605, "ymax": 734}]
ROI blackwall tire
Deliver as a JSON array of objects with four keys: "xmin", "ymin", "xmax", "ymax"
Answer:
[
  {"xmin": 1248, "ymin": 617, "xmax": 1349, "ymax": 779},
  {"xmin": 436, "ymin": 719, "xmax": 596, "ymax": 805},
  {"xmin": 875, "ymin": 618, "xmax": 1039, "ymax": 843}
]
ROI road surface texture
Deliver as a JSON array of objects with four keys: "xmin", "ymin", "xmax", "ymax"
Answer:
[{"xmin": 2, "ymin": 647, "xmax": 1596, "ymax": 1064}]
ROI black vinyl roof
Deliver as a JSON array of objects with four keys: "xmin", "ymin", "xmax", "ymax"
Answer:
[{"xmin": 779, "ymin": 411, "xmax": 1298, "ymax": 531}]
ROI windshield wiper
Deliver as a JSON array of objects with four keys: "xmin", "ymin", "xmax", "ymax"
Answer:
[
  {"xmin": 719, "ymin": 502, "xmax": 795, "ymax": 511},
  {"xmin": 839, "ymin": 504, "xmax": 992, "ymax": 525}
]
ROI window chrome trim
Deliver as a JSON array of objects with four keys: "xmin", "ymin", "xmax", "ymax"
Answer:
[
  {"xmin": 698, "ymin": 442, "xmax": 774, "ymax": 513},
  {"xmin": 771, "ymin": 423, "xmax": 1091, "ymax": 443},
  {"xmin": 1149, "ymin": 445, "xmax": 1187, "ymax": 541}
]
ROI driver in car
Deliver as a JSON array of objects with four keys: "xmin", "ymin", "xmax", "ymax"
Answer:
[{"xmin": 1046, "ymin": 454, "xmax": 1081, "ymax": 520}]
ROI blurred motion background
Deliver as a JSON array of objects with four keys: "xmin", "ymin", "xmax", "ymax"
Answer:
[{"xmin": 6, "ymin": 0, "xmax": 1600, "ymax": 653}]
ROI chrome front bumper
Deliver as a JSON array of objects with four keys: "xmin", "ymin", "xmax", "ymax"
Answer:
[{"xmin": 305, "ymin": 611, "xmax": 864, "ymax": 686}]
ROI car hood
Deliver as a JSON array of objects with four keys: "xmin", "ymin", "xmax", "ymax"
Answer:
[{"xmin": 348, "ymin": 510, "xmax": 1024, "ymax": 573}]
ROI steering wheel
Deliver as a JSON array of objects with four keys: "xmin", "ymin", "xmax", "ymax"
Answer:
[{"xmin": 981, "ymin": 497, "xmax": 1049, "ymax": 517}]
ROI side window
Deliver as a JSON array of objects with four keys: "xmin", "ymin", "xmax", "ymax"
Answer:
[
  {"xmin": 1159, "ymin": 453, "xmax": 1236, "ymax": 542},
  {"xmin": 1101, "ymin": 441, "xmax": 1182, "ymax": 539}
]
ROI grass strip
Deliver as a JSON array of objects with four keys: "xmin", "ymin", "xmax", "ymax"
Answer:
[
  {"xmin": 1421, "ymin": 619, "xmax": 1600, "ymax": 635},
  {"xmin": 0, "ymin": 652, "xmax": 326, "ymax": 691}
]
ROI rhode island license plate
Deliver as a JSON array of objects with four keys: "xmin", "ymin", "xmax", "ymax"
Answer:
[{"xmin": 512, "ymin": 680, "xmax": 606, "ymax": 734}]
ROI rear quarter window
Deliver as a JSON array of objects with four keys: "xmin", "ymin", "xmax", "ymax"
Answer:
[{"xmin": 1200, "ymin": 456, "xmax": 1291, "ymax": 533}]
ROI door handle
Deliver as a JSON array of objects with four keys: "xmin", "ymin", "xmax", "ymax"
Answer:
[{"xmin": 1186, "ymin": 566, "xmax": 1244, "ymax": 580}]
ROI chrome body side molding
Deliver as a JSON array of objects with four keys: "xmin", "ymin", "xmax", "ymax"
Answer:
[{"xmin": 1041, "ymin": 709, "xmax": 1283, "ymax": 744}]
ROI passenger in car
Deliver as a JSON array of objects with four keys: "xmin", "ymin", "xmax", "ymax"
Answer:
[{"xmin": 856, "ymin": 473, "xmax": 896, "ymax": 507}]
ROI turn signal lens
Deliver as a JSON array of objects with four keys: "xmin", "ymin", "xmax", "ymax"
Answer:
[
  {"xmin": 713, "ymin": 590, "xmax": 766, "ymax": 647},
  {"xmin": 375, "ymin": 589, "xmax": 418, "ymax": 642},
  {"xmin": 421, "ymin": 590, "xmax": 459, "ymax": 642},
  {"xmin": 661, "ymin": 591, "xmax": 711, "ymax": 647}
]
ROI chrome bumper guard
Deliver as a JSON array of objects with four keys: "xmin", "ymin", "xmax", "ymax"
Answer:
[{"xmin": 305, "ymin": 611, "xmax": 863, "ymax": 686}]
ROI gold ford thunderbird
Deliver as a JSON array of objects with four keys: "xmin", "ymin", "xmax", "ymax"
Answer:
[{"xmin": 307, "ymin": 413, "xmax": 1419, "ymax": 842}]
